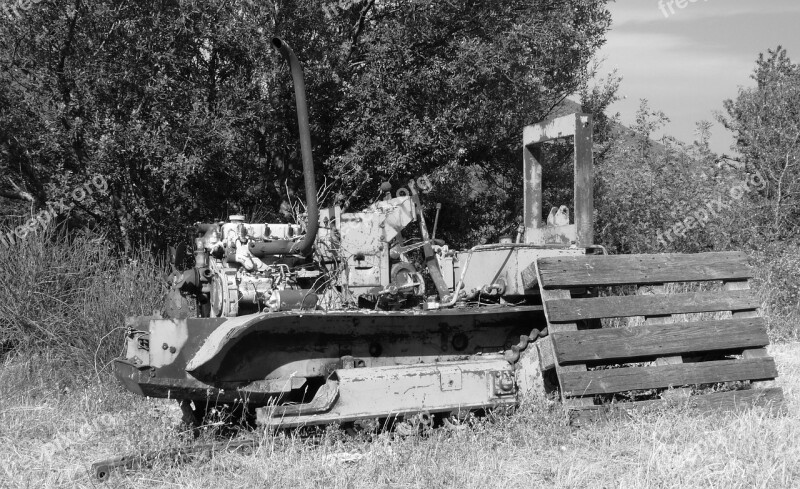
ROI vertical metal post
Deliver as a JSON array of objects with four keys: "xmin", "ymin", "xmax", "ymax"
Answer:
[
  {"xmin": 573, "ymin": 114, "xmax": 594, "ymax": 246},
  {"xmin": 523, "ymin": 145, "xmax": 543, "ymax": 243}
]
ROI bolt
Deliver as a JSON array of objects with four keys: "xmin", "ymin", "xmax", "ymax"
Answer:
[
  {"xmin": 169, "ymin": 346, "xmax": 176, "ymax": 354},
  {"xmin": 499, "ymin": 373, "xmax": 514, "ymax": 391}
]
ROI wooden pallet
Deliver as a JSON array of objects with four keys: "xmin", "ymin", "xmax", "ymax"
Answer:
[{"xmin": 535, "ymin": 251, "xmax": 785, "ymax": 424}]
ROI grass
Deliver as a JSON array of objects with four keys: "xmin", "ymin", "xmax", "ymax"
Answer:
[
  {"xmin": 750, "ymin": 243, "xmax": 800, "ymax": 342},
  {"xmin": 0, "ymin": 222, "xmax": 166, "ymax": 367},
  {"xmin": 1, "ymin": 342, "xmax": 798, "ymax": 488}
]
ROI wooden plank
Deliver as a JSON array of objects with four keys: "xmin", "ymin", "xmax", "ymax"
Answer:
[
  {"xmin": 639, "ymin": 284, "xmax": 685, "ymax": 369},
  {"xmin": 551, "ymin": 318, "xmax": 769, "ymax": 364},
  {"xmin": 724, "ymin": 281, "xmax": 758, "ymax": 319},
  {"xmin": 724, "ymin": 280, "xmax": 768, "ymax": 360},
  {"xmin": 571, "ymin": 387, "xmax": 785, "ymax": 425},
  {"xmin": 537, "ymin": 252, "xmax": 752, "ymax": 288},
  {"xmin": 535, "ymin": 266, "xmax": 593, "ymax": 408},
  {"xmin": 545, "ymin": 289, "xmax": 759, "ymax": 323},
  {"xmin": 724, "ymin": 279, "xmax": 774, "ymax": 399},
  {"xmin": 638, "ymin": 285, "xmax": 670, "ymax": 325},
  {"xmin": 560, "ymin": 358, "xmax": 778, "ymax": 396},
  {"xmin": 540, "ymin": 289, "xmax": 591, "ymax": 406}
]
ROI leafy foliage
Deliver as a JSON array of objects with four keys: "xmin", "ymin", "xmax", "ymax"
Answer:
[
  {"xmin": 325, "ymin": 0, "xmax": 612, "ymax": 246},
  {"xmin": 719, "ymin": 46, "xmax": 800, "ymax": 243},
  {"xmin": 593, "ymin": 48, "xmax": 799, "ymax": 257},
  {"xmin": 593, "ymin": 100, "xmax": 718, "ymax": 254},
  {"xmin": 0, "ymin": 0, "xmax": 613, "ymax": 251}
]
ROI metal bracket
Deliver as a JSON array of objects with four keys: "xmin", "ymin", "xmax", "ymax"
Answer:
[{"xmin": 522, "ymin": 113, "xmax": 594, "ymax": 247}]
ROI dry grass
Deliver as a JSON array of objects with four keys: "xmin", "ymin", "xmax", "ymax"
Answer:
[
  {"xmin": 0, "ymin": 222, "xmax": 167, "ymax": 367},
  {"xmin": 750, "ymin": 244, "xmax": 800, "ymax": 342},
  {"xmin": 1, "ymin": 342, "xmax": 799, "ymax": 489}
]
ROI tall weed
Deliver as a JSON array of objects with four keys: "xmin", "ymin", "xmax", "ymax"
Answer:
[{"xmin": 0, "ymin": 219, "xmax": 166, "ymax": 374}]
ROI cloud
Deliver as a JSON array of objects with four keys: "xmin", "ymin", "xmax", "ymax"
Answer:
[
  {"xmin": 599, "ymin": 0, "xmax": 800, "ymax": 151},
  {"xmin": 601, "ymin": 32, "xmax": 753, "ymax": 80},
  {"xmin": 614, "ymin": 0, "xmax": 800, "ymax": 27},
  {"xmin": 597, "ymin": 0, "xmax": 800, "ymax": 152},
  {"xmin": 596, "ymin": 30, "xmax": 753, "ymax": 152}
]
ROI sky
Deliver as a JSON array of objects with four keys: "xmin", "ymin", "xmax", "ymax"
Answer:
[{"xmin": 598, "ymin": 0, "xmax": 800, "ymax": 154}]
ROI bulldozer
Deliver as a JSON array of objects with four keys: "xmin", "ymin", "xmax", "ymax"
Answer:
[{"xmin": 113, "ymin": 38, "xmax": 784, "ymax": 431}]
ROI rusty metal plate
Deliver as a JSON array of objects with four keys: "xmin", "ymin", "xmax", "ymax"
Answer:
[{"xmin": 439, "ymin": 366, "xmax": 462, "ymax": 391}]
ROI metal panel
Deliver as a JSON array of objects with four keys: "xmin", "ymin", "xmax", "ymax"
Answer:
[
  {"xmin": 257, "ymin": 359, "xmax": 516, "ymax": 427},
  {"xmin": 458, "ymin": 245, "xmax": 585, "ymax": 295},
  {"xmin": 573, "ymin": 114, "xmax": 594, "ymax": 246},
  {"xmin": 148, "ymin": 319, "xmax": 189, "ymax": 368},
  {"xmin": 523, "ymin": 114, "xmax": 585, "ymax": 144},
  {"xmin": 439, "ymin": 366, "xmax": 463, "ymax": 391}
]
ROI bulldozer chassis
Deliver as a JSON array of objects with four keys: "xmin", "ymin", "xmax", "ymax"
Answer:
[{"xmin": 112, "ymin": 38, "xmax": 784, "ymax": 437}]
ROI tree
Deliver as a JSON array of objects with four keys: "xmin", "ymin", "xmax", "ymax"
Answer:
[
  {"xmin": 592, "ymin": 100, "xmax": 741, "ymax": 254},
  {"xmin": 719, "ymin": 46, "xmax": 800, "ymax": 243},
  {"xmin": 0, "ymin": 0, "xmax": 614, "ymax": 251},
  {"xmin": 324, "ymin": 0, "xmax": 613, "ymax": 246}
]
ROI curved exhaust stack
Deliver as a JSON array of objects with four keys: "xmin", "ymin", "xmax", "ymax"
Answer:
[{"xmin": 250, "ymin": 38, "xmax": 319, "ymax": 257}]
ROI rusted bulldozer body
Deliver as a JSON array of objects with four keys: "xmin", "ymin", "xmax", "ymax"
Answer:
[{"xmin": 114, "ymin": 38, "xmax": 784, "ymax": 428}]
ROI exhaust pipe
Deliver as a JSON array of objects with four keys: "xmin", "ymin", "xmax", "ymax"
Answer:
[{"xmin": 250, "ymin": 37, "xmax": 319, "ymax": 257}]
